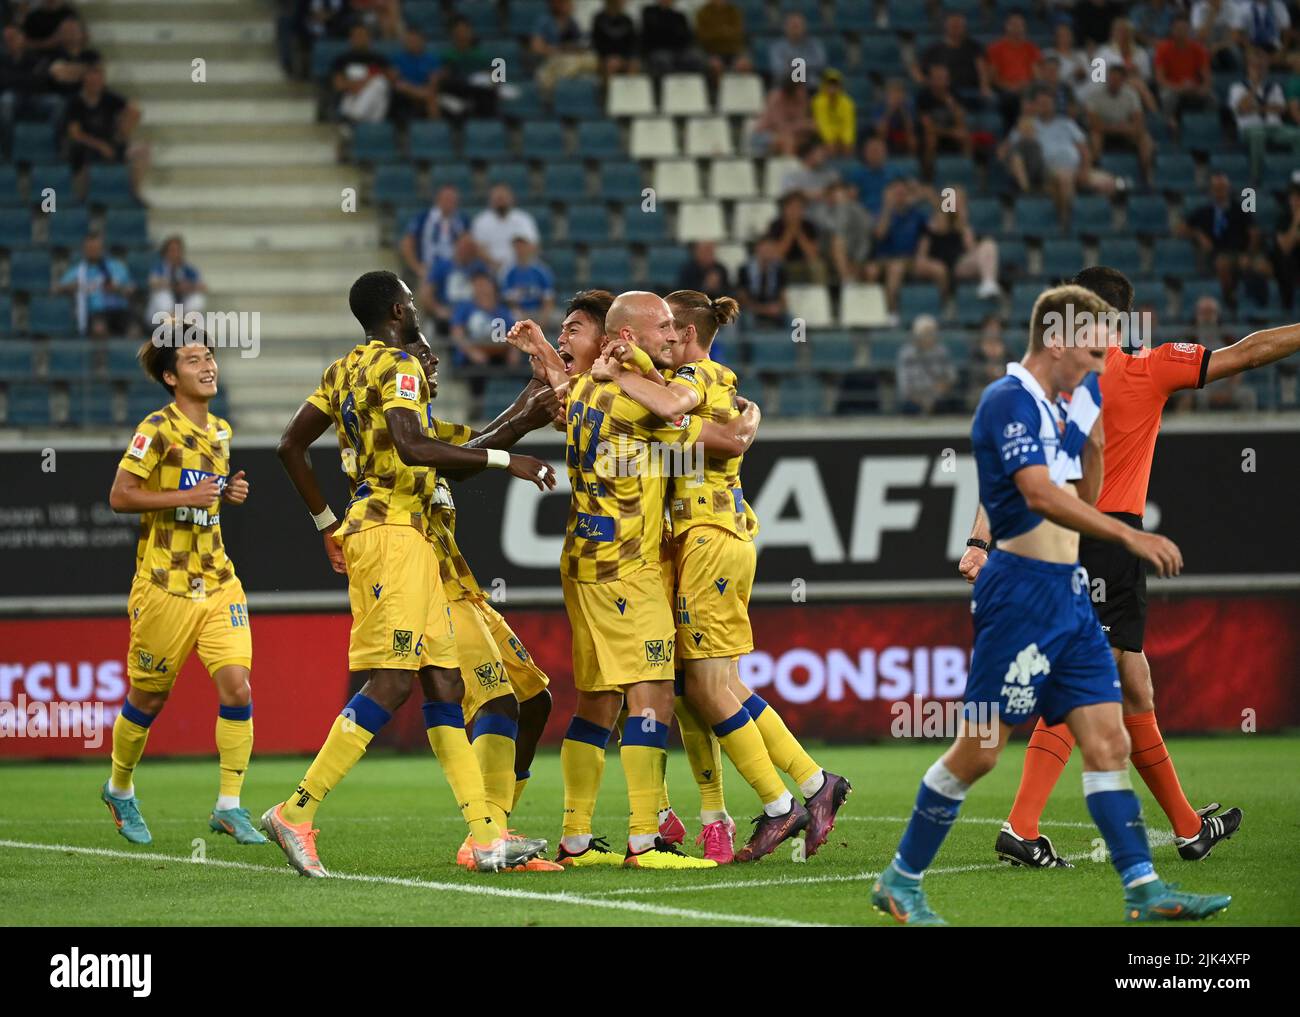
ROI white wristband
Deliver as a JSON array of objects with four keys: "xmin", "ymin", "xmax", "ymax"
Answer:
[
  {"xmin": 312, "ymin": 506, "xmax": 337, "ymax": 531},
  {"xmin": 486, "ymin": 448, "xmax": 510, "ymax": 469}
]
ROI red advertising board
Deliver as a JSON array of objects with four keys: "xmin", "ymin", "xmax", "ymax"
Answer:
[{"xmin": 2, "ymin": 595, "xmax": 1297, "ymax": 759}]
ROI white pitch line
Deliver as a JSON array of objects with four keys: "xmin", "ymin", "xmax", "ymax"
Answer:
[{"xmin": 0, "ymin": 839, "xmax": 833, "ymax": 928}]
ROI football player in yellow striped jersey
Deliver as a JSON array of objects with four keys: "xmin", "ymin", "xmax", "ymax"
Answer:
[
  {"xmin": 597, "ymin": 289, "xmax": 853, "ymax": 860},
  {"xmin": 103, "ymin": 332, "xmax": 266, "ymax": 848},
  {"xmin": 508, "ymin": 290, "xmax": 760, "ymax": 869},
  {"xmin": 262, "ymin": 271, "xmax": 557, "ymax": 877}
]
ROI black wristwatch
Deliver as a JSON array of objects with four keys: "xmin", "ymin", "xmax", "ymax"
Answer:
[{"xmin": 965, "ymin": 538, "xmax": 990, "ymax": 552}]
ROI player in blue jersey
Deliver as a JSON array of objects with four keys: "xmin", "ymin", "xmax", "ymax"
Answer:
[{"xmin": 870, "ymin": 284, "xmax": 1232, "ymax": 925}]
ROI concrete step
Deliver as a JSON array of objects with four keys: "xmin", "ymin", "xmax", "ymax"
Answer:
[
  {"xmin": 109, "ymin": 60, "xmax": 284, "ymax": 86},
  {"xmin": 152, "ymin": 139, "xmax": 337, "ymax": 168},
  {"xmin": 142, "ymin": 122, "xmax": 337, "ymax": 145},
  {"xmin": 202, "ymin": 265, "xmax": 364, "ymax": 295},
  {"xmin": 198, "ymin": 250, "xmax": 393, "ymax": 273},
  {"xmin": 82, "ymin": 0, "xmax": 271, "ymax": 19},
  {"xmin": 140, "ymin": 180, "xmax": 364, "ymax": 211},
  {"xmin": 207, "ymin": 292, "xmax": 359, "ymax": 315},
  {"xmin": 148, "ymin": 164, "xmax": 360, "ymax": 188},
  {"xmin": 89, "ymin": 20, "xmax": 275, "ymax": 45},
  {"xmin": 140, "ymin": 98, "xmax": 314, "ymax": 126},
  {"xmin": 129, "ymin": 81, "xmax": 315, "ymax": 102},
  {"xmin": 148, "ymin": 219, "xmax": 380, "ymax": 253},
  {"xmin": 99, "ymin": 41, "xmax": 279, "ymax": 63}
]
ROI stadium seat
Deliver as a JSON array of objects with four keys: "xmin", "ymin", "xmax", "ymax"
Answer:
[
  {"xmin": 684, "ymin": 116, "xmax": 734, "ymax": 158},
  {"xmin": 27, "ymin": 295, "xmax": 76, "ymax": 336},
  {"xmin": 1013, "ymin": 196, "xmax": 1058, "ymax": 238},
  {"xmin": 541, "ymin": 162, "xmax": 588, "ymax": 203},
  {"xmin": 839, "ymin": 283, "xmax": 889, "ymax": 327},
  {"xmin": 732, "ymin": 199, "xmax": 777, "ymax": 241},
  {"xmin": 1131, "ymin": 280, "xmax": 1171, "ymax": 317},
  {"xmin": 1011, "ymin": 281, "xmax": 1044, "ymax": 324},
  {"xmin": 749, "ymin": 332, "xmax": 801, "ymax": 371},
  {"xmin": 645, "ymin": 244, "xmax": 689, "ymax": 287},
  {"xmin": 28, "ymin": 164, "xmax": 75, "ymax": 206},
  {"xmin": 0, "ymin": 335, "xmax": 30, "ymax": 370},
  {"xmin": 653, "ymin": 159, "xmax": 701, "ymax": 201},
  {"xmin": 717, "ymin": 73, "xmax": 764, "ymax": 116},
  {"xmin": 1176, "ymin": 278, "xmax": 1223, "ymax": 318},
  {"xmin": 622, "ymin": 206, "xmax": 668, "ymax": 244},
  {"xmin": 967, "ymin": 197, "xmax": 1003, "ymax": 236},
  {"xmin": 553, "ymin": 78, "xmax": 603, "ymax": 119},
  {"xmin": 8, "ymin": 249, "xmax": 52, "ymax": 293},
  {"xmin": 545, "ymin": 246, "xmax": 578, "ymax": 290},
  {"xmin": 106, "ymin": 340, "xmax": 140, "ymax": 379},
  {"xmin": 520, "ymin": 203, "xmax": 552, "ymax": 239},
  {"xmin": 576, "ymin": 120, "xmax": 622, "ymax": 160},
  {"xmin": 1156, "ymin": 151, "xmax": 1198, "ymax": 194},
  {"xmin": 13, "ymin": 123, "xmax": 57, "ymax": 164},
  {"xmin": 1041, "ymin": 238, "xmax": 1084, "ymax": 279},
  {"xmin": 1072, "ymin": 194, "xmax": 1116, "ymax": 237},
  {"xmin": 954, "ymin": 286, "xmax": 1001, "ymax": 327},
  {"xmin": 585, "ymin": 245, "xmax": 632, "ymax": 288},
  {"xmin": 707, "ymin": 158, "xmax": 759, "ymax": 200},
  {"xmin": 775, "ymin": 376, "xmax": 826, "ymax": 417},
  {"xmin": 898, "ymin": 284, "xmax": 943, "ymax": 322},
  {"xmin": 674, "ymin": 201, "xmax": 726, "ymax": 243},
  {"xmin": 1179, "ymin": 112, "xmax": 1221, "ymax": 153},
  {"xmin": 87, "ymin": 164, "xmax": 136, "ymax": 207},
  {"xmin": 859, "ymin": 36, "xmax": 908, "ymax": 75},
  {"xmin": 1126, "ymin": 194, "xmax": 1170, "ymax": 236},
  {"xmin": 787, "ymin": 284, "xmax": 834, "ymax": 328},
  {"xmin": 607, "ymin": 75, "xmax": 656, "ymax": 117},
  {"xmin": 429, "ymin": 162, "xmax": 473, "ymax": 195},
  {"xmin": 372, "ymin": 165, "xmax": 420, "ymax": 207},
  {"xmin": 520, "ymin": 120, "xmax": 566, "ymax": 160},
  {"xmin": 629, "ymin": 118, "xmax": 678, "ymax": 160},
  {"xmin": 126, "ymin": 249, "xmax": 154, "ymax": 290},
  {"xmin": 661, "ymin": 74, "xmax": 710, "ymax": 116},
  {"xmin": 566, "ymin": 205, "xmax": 610, "ymax": 244},
  {"xmin": 482, "ymin": 163, "xmax": 530, "ymax": 199},
  {"xmin": 3, "ymin": 383, "xmax": 51, "ymax": 426},
  {"xmin": 1152, "ymin": 237, "xmax": 1198, "ymax": 280},
  {"xmin": 1209, "ymin": 151, "xmax": 1250, "ymax": 184},
  {"xmin": 351, "ymin": 122, "xmax": 399, "ymax": 163},
  {"xmin": 807, "ymin": 330, "xmax": 861, "ymax": 369},
  {"xmin": 0, "ymin": 207, "xmax": 32, "ymax": 245},
  {"xmin": 460, "ymin": 4, "xmax": 499, "ymax": 35},
  {"xmin": 45, "ymin": 340, "xmax": 92, "ymax": 380},
  {"xmin": 45, "ymin": 207, "xmax": 91, "ymax": 248},
  {"xmin": 1096, "ymin": 237, "xmax": 1144, "ymax": 278},
  {"xmin": 934, "ymin": 155, "xmax": 978, "ymax": 192},
  {"xmin": 407, "ymin": 121, "xmax": 455, "ymax": 162},
  {"xmin": 999, "ymin": 238, "xmax": 1027, "ymax": 276},
  {"xmin": 762, "ymin": 156, "xmax": 801, "ymax": 197},
  {"xmin": 69, "ymin": 382, "xmax": 116, "ymax": 426},
  {"xmin": 104, "ymin": 208, "xmax": 150, "ymax": 248},
  {"xmin": 867, "ymin": 329, "xmax": 910, "ymax": 369},
  {"xmin": 598, "ymin": 161, "xmax": 643, "ymax": 202},
  {"xmin": 501, "ymin": 81, "xmax": 546, "ymax": 122},
  {"xmin": 0, "ymin": 165, "xmax": 21, "ymax": 205},
  {"xmin": 463, "ymin": 120, "xmax": 509, "ymax": 160}
]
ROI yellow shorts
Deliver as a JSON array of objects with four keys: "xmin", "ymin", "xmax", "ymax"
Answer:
[
  {"xmin": 344, "ymin": 525, "xmax": 453, "ymax": 671},
  {"xmin": 127, "ymin": 575, "xmax": 251, "ymax": 692},
  {"xmin": 563, "ymin": 564, "xmax": 676, "ymax": 694},
  {"xmin": 450, "ymin": 597, "xmax": 513, "ymax": 719},
  {"xmin": 674, "ymin": 526, "xmax": 755, "ymax": 659},
  {"xmin": 474, "ymin": 596, "xmax": 549, "ymax": 702}
]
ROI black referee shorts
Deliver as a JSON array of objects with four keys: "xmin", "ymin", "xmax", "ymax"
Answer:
[{"xmin": 1078, "ymin": 511, "xmax": 1147, "ymax": 653}]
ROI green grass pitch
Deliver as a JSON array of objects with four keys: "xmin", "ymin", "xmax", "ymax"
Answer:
[{"xmin": 1, "ymin": 736, "xmax": 1295, "ymax": 926}]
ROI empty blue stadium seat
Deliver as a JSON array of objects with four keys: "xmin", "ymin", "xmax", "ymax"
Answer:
[
  {"xmin": 934, "ymin": 155, "xmax": 978, "ymax": 191},
  {"xmin": 645, "ymin": 245, "xmax": 688, "ymax": 287},
  {"xmin": 542, "ymin": 162, "xmax": 588, "ymax": 202},
  {"xmin": 27, "ymin": 164, "xmax": 75, "ymax": 206},
  {"xmin": 1126, "ymin": 194, "xmax": 1170, "ymax": 235},
  {"xmin": 545, "ymin": 246, "xmax": 578, "ymax": 289},
  {"xmin": 429, "ymin": 162, "xmax": 473, "ymax": 194},
  {"xmin": 105, "ymin": 208, "xmax": 149, "ymax": 248},
  {"xmin": 463, "ymin": 120, "xmax": 509, "ymax": 160},
  {"xmin": 598, "ymin": 161, "xmax": 642, "ymax": 202},
  {"xmin": 552, "ymin": 79, "xmax": 602, "ymax": 119},
  {"xmin": 898, "ymin": 284, "xmax": 942, "ymax": 320},
  {"xmin": 27, "ymin": 295, "xmax": 76, "ymax": 335},
  {"xmin": 1180, "ymin": 112, "xmax": 1221, "ymax": 153},
  {"xmin": 749, "ymin": 333, "xmax": 801, "ymax": 370},
  {"xmin": 520, "ymin": 120, "xmax": 566, "ymax": 160},
  {"xmin": 1156, "ymin": 151, "xmax": 1198, "ymax": 194},
  {"xmin": 577, "ymin": 121, "xmax": 622, "ymax": 160},
  {"xmin": 0, "ymin": 207, "xmax": 32, "ymax": 244},
  {"xmin": 585, "ymin": 245, "xmax": 631, "ymax": 287},
  {"xmin": 9, "ymin": 249, "xmax": 52, "ymax": 292},
  {"xmin": 1013, "ymin": 196, "xmax": 1058, "ymax": 237},
  {"xmin": 967, "ymin": 197, "xmax": 1002, "ymax": 236},
  {"xmin": 45, "ymin": 340, "xmax": 93, "ymax": 380},
  {"xmin": 775, "ymin": 376, "xmax": 825, "ymax": 416},
  {"xmin": 0, "ymin": 166, "xmax": 21, "ymax": 205},
  {"xmin": 1176, "ymin": 278, "xmax": 1223, "ymax": 318},
  {"xmin": 373, "ymin": 165, "xmax": 420, "ymax": 206},
  {"xmin": 483, "ymin": 163, "xmax": 531, "ymax": 198},
  {"xmin": 566, "ymin": 206, "xmax": 610, "ymax": 244},
  {"xmin": 13, "ymin": 123, "xmax": 57, "ymax": 164},
  {"xmin": 502, "ymin": 82, "xmax": 546, "ymax": 121},
  {"xmin": 4, "ymin": 383, "xmax": 51, "ymax": 425},
  {"xmin": 408, "ymin": 120, "xmax": 455, "ymax": 161},
  {"xmin": 955, "ymin": 286, "xmax": 1001, "ymax": 326},
  {"xmin": 106, "ymin": 340, "xmax": 140, "ymax": 378},
  {"xmin": 622, "ymin": 206, "xmax": 668, "ymax": 244},
  {"xmin": 45, "ymin": 206, "xmax": 91, "ymax": 248},
  {"xmin": 1041, "ymin": 238, "xmax": 1084, "ymax": 279},
  {"xmin": 1153, "ymin": 237, "xmax": 1198, "ymax": 279},
  {"xmin": 352, "ymin": 122, "xmax": 399, "ymax": 163},
  {"xmin": 1096, "ymin": 237, "xmax": 1143, "ymax": 278},
  {"xmin": 0, "ymin": 335, "xmax": 30, "ymax": 371},
  {"xmin": 70, "ymin": 382, "xmax": 116, "ymax": 426},
  {"xmin": 1209, "ymin": 151, "xmax": 1250, "ymax": 184},
  {"xmin": 87, "ymin": 164, "xmax": 136, "ymax": 206},
  {"xmin": 1071, "ymin": 194, "xmax": 1115, "ymax": 237},
  {"xmin": 807, "ymin": 331, "xmax": 859, "ymax": 368}
]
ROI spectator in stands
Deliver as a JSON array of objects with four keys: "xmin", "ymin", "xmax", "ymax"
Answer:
[
  {"xmin": 678, "ymin": 241, "xmax": 730, "ymax": 294},
  {"xmin": 1229, "ymin": 46, "xmax": 1300, "ymax": 183},
  {"xmin": 1132, "ymin": 0, "xmax": 1178, "ymax": 45},
  {"xmin": 330, "ymin": 22, "xmax": 392, "ymax": 124},
  {"xmin": 747, "ymin": 78, "xmax": 812, "ymax": 155},
  {"xmin": 1002, "ymin": 86, "xmax": 1124, "ymax": 228},
  {"xmin": 916, "ymin": 62, "xmax": 972, "ymax": 179},
  {"xmin": 812, "ymin": 68, "xmax": 855, "ymax": 157},
  {"xmin": 738, "ymin": 237, "xmax": 788, "ymax": 326},
  {"xmin": 779, "ymin": 137, "xmax": 836, "ymax": 203},
  {"xmin": 449, "ymin": 272, "xmax": 519, "ymax": 368},
  {"xmin": 1181, "ymin": 171, "xmax": 1273, "ymax": 308},
  {"xmin": 869, "ymin": 77, "xmax": 917, "ymax": 156},
  {"xmin": 277, "ymin": 0, "xmax": 349, "ymax": 79},
  {"xmin": 813, "ymin": 179, "xmax": 873, "ymax": 284},
  {"xmin": 765, "ymin": 192, "xmax": 825, "ymax": 284},
  {"xmin": 1074, "ymin": 0, "xmax": 1124, "ymax": 50},
  {"xmin": 1287, "ymin": 49, "xmax": 1300, "ymax": 123},
  {"xmin": 1046, "ymin": 21, "xmax": 1092, "ymax": 103},
  {"xmin": 1192, "ymin": 0, "xmax": 1241, "ymax": 69},
  {"xmin": 438, "ymin": 16, "xmax": 497, "ymax": 119},
  {"xmin": 915, "ymin": 13, "xmax": 989, "ymax": 109},
  {"xmin": 866, "ymin": 178, "xmax": 938, "ymax": 323},
  {"xmin": 45, "ymin": 18, "xmax": 97, "ymax": 98},
  {"xmin": 1176, "ymin": 295, "xmax": 1255, "ymax": 410},
  {"xmin": 21, "ymin": 0, "xmax": 78, "ymax": 52},
  {"xmin": 471, "ymin": 185, "xmax": 539, "ymax": 271},
  {"xmin": 1154, "ymin": 13, "xmax": 1214, "ymax": 127},
  {"xmin": 501, "ymin": 236, "xmax": 557, "ymax": 327},
  {"xmin": 1229, "ymin": 0, "xmax": 1291, "ymax": 58},
  {"xmin": 694, "ymin": 0, "xmax": 752, "ymax": 78},
  {"xmin": 147, "ymin": 235, "xmax": 206, "ymax": 323},
  {"xmin": 914, "ymin": 187, "xmax": 1002, "ymax": 299},
  {"xmin": 532, "ymin": 0, "xmax": 599, "ymax": 96},
  {"xmin": 64, "ymin": 59, "xmax": 146, "ymax": 195},
  {"xmin": 1095, "ymin": 18, "xmax": 1158, "ymax": 110},
  {"xmin": 846, "ymin": 136, "xmax": 902, "ymax": 216},
  {"xmin": 986, "ymin": 10, "xmax": 1042, "ymax": 129},
  {"xmin": 56, "ymin": 231, "xmax": 136, "ymax": 336},
  {"xmin": 419, "ymin": 231, "xmax": 489, "ymax": 329},
  {"xmin": 1038, "ymin": 54, "xmax": 1080, "ymax": 118},
  {"xmin": 641, "ymin": 0, "xmax": 703, "ymax": 76},
  {"xmin": 390, "ymin": 26, "xmax": 439, "ymax": 122},
  {"xmin": 1, "ymin": 24, "xmax": 61, "ymax": 134},
  {"xmin": 591, "ymin": 0, "xmax": 640, "ymax": 77},
  {"xmin": 966, "ymin": 315, "xmax": 1011, "ymax": 410},
  {"xmin": 1274, "ymin": 183, "xmax": 1300, "ymax": 311},
  {"xmin": 897, "ymin": 313, "xmax": 959, "ymax": 415},
  {"xmin": 400, "ymin": 184, "xmax": 468, "ymax": 283},
  {"xmin": 1084, "ymin": 64, "xmax": 1156, "ymax": 183},
  {"xmin": 768, "ymin": 11, "xmax": 826, "ymax": 87}
]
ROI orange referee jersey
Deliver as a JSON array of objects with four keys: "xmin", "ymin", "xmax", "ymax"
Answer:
[{"xmin": 1096, "ymin": 341, "xmax": 1211, "ymax": 516}]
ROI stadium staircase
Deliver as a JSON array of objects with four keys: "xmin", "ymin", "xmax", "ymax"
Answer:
[{"xmin": 82, "ymin": 0, "xmax": 400, "ymax": 434}]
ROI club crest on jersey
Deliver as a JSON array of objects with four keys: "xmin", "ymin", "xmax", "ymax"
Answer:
[
  {"xmin": 474, "ymin": 661, "xmax": 507, "ymax": 689},
  {"xmin": 396, "ymin": 372, "xmax": 420, "ymax": 400},
  {"xmin": 127, "ymin": 432, "xmax": 151, "ymax": 458},
  {"xmin": 393, "ymin": 629, "xmax": 413, "ymax": 654},
  {"xmin": 137, "ymin": 651, "xmax": 154, "ymax": 671}
]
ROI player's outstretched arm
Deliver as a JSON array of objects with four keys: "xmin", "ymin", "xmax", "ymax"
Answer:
[
  {"xmin": 277, "ymin": 401, "xmax": 346, "ymax": 574},
  {"xmin": 699, "ymin": 398, "xmax": 761, "ymax": 458},
  {"xmin": 1013, "ymin": 465, "xmax": 1183, "ymax": 577},
  {"xmin": 1202, "ymin": 320, "xmax": 1300, "ymax": 385},
  {"xmin": 386, "ymin": 406, "xmax": 557, "ymax": 490}
]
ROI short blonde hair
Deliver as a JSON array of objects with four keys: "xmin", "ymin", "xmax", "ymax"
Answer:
[{"xmin": 1028, "ymin": 284, "xmax": 1115, "ymax": 353}]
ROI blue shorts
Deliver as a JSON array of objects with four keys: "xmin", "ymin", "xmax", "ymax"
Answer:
[{"xmin": 965, "ymin": 550, "xmax": 1120, "ymax": 726}]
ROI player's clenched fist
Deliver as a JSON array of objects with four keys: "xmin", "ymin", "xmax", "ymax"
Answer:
[
  {"xmin": 1125, "ymin": 530, "xmax": 1183, "ymax": 578},
  {"xmin": 222, "ymin": 469, "xmax": 249, "ymax": 505},
  {"xmin": 507, "ymin": 319, "xmax": 548, "ymax": 356},
  {"xmin": 509, "ymin": 453, "xmax": 557, "ymax": 491},
  {"xmin": 958, "ymin": 545, "xmax": 987, "ymax": 583},
  {"xmin": 180, "ymin": 475, "xmax": 222, "ymax": 507}
]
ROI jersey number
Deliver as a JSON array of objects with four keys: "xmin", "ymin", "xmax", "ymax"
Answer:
[{"xmin": 566, "ymin": 399, "xmax": 605, "ymax": 472}]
